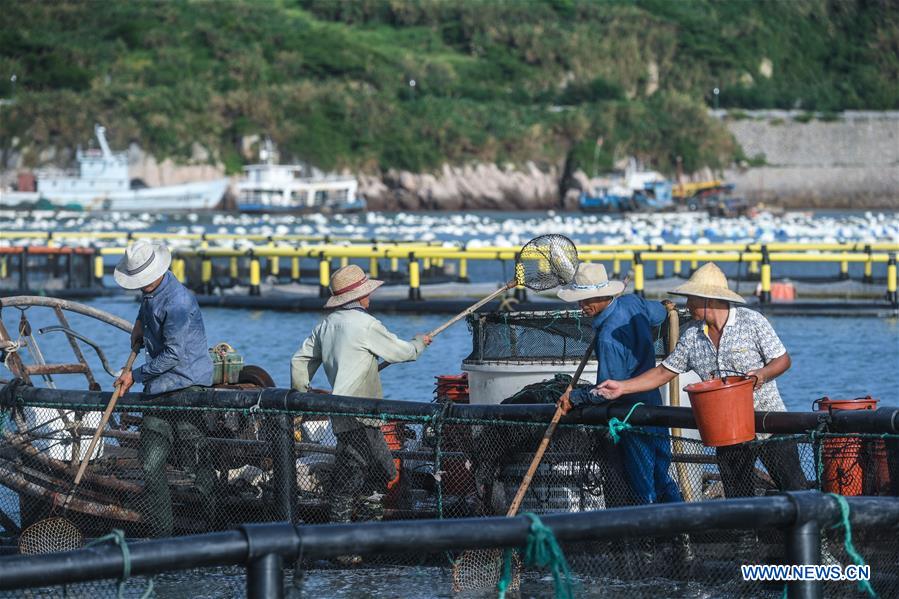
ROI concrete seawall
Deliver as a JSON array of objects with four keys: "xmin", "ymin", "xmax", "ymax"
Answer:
[{"xmin": 720, "ymin": 111, "xmax": 899, "ymax": 208}]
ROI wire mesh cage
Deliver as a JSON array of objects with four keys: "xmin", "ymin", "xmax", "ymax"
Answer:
[
  {"xmin": 2, "ymin": 385, "xmax": 899, "ymax": 598},
  {"xmin": 463, "ymin": 309, "xmax": 686, "ymax": 364}
]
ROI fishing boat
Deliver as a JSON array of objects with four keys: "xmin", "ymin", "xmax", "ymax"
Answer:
[
  {"xmin": 672, "ymin": 179, "xmax": 750, "ymax": 217},
  {"xmin": 235, "ymin": 140, "xmax": 364, "ymax": 214},
  {"xmin": 579, "ymin": 160, "xmax": 673, "ymax": 212},
  {"xmin": 1, "ymin": 125, "xmax": 228, "ymax": 212}
]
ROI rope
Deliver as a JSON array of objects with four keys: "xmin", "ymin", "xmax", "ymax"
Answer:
[
  {"xmin": 430, "ymin": 400, "xmax": 452, "ymax": 520},
  {"xmin": 607, "ymin": 402, "xmax": 645, "ymax": 444},
  {"xmin": 810, "ymin": 429, "xmax": 825, "ymax": 490},
  {"xmin": 85, "ymin": 529, "xmax": 154, "ymax": 599},
  {"xmin": 497, "ymin": 513, "xmax": 574, "ymax": 599},
  {"xmin": 827, "ymin": 493, "xmax": 877, "ymax": 598}
]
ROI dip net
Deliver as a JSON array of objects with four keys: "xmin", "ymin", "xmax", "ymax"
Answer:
[
  {"xmin": 516, "ymin": 234, "xmax": 580, "ymax": 291},
  {"xmin": 17, "ymin": 516, "xmax": 82, "ymax": 555}
]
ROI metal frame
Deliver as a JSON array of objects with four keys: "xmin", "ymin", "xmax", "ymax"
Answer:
[{"xmin": 0, "ymin": 491, "xmax": 896, "ymax": 599}]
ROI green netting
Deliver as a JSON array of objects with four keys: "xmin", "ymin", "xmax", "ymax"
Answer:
[
  {"xmin": 1, "ymin": 391, "xmax": 898, "ymax": 597},
  {"xmin": 464, "ymin": 309, "xmax": 685, "ymax": 365}
]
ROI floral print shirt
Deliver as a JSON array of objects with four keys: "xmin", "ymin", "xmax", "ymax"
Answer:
[{"xmin": 662, "ymin": 307, "xmax": 788, "ymax": 412}]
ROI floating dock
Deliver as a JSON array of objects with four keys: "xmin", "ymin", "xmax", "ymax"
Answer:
[{"xmin": 1, "ymin": 231, "xmax": 897, "ymax": 315}]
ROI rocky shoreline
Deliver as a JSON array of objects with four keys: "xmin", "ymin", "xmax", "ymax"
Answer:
[{"xmin": 3, "ymin": 112, "xmax": 898, "ymax": 210}]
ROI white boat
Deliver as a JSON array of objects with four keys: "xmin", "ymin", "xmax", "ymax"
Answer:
[
  {"xmin": 0, "ymin": 125, "xmax": 228, "ymax": 212},
  {"xmin": 236, "ymin": 140, "xmax": 364, "ymax": 213}
]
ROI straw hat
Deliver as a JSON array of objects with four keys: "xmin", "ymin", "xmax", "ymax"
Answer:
[
  {"xmin": 556, "ymin": 263, "xmax": 625, "ymax": 302},
  {"xmin": 325, "ymin": 264, "xmax": 384, "ymax": 308},
  {"xmin": 669, "ymin": 262, "xmax": 746, "ymax": 304},
  {"xmin": 113, "ymin": 240, "xmax": 171, "ymax": 290}
]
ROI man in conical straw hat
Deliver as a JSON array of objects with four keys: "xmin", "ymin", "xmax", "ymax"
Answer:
[
  {"xmin": 291, "ymin": 264, "xmax": 432, "ymax": 534},
  {"xmin": 597, "ymin": 262, "xmax": 804, "ymax": 498},
  {"xmin": 112, "ymin": 240, "xmax": 215, "ymax": 537},
  {"xmin": 556, "ymin": 262, "xmax": 682, "ymax": 505}
]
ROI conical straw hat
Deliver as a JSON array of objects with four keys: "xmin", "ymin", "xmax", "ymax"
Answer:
[
  {"xmin": 325, "ymin": 264, "xmax": 384, "ymax": 308},
  {"xmin": 669, "ymin": 262, "xmax": 745, "ymax": 304}
]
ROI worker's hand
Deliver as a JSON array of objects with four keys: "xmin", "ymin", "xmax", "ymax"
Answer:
[
  {"xmin": 130, "ymin": 320, "xmax": 144, "ymax": 350},
  {"xmin": 422, "ymin": 334, "xmax": 433, "ymax": 346},
  {"xmin": 114, "ymin": 369, "xmax": 134, "ymax": 394},
  {"xmin": 595, "ymin": 380, "xmax": 624, "ymax": 400},
  {"xmin": 662, "ymin": 299, "xmax": 677, "ymax": 311},
  {"xmin": 557, "ymin": 389, "xmax": 574, "ymax": 415},
  {"xmin": 746, "ymin": 370, "xmax": 765, "ymax": 389}
]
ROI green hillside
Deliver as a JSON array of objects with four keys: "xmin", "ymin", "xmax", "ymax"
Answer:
[{"xmin": 1, "ymin": 0, "xmax": 896, "ymax": 175}]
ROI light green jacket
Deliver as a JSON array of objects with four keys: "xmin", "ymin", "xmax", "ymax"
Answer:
[{"xmin": 290, "ymin": 308, "xmax": 426, "ymax": 432}]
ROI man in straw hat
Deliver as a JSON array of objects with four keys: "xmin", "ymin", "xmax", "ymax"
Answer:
[
  {"xmin": 597, "ymin": 262, "xmax": 805, "ymax": 497},
  {"xmin": 113, "ymin": 240, "xmax": 215, "ymax": 537},
  {"xmin": 556, "ymin": 262, "xmax": 682, "ymax": 505},
  {"xmin": 291, "ymin": 264, "xmax": 432, "ymax": 531}
]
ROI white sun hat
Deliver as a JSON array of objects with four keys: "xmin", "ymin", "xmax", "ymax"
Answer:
[
  {"xmin": 324, "ymin": 264, "xmax": 384, "ymax": 308},
  {"xmin": 556, "ymin": 262, "xmax": 626, "ymax": 303},
  {"xmin": 113, "ymin": 240, "xmax": 172, "ymax": 290},
  {"xmin": 669, "ymin": 262, "xmax": 746, "ymax": 304}
]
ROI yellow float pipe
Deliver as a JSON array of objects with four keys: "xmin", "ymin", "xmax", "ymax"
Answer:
[
  {"xmin": 249, "ymin": 256, "xmax": 261, "ymax": 296},
  {"xmin": 408, "ymin": 256, "xmax": 421, "ymax": 300},
  {"xmin": 318, "ymin": 254, "xmax": 330, "ymax": 298},
  {"xmin": 93, "ymin": 255, "xmax": 104, "ymax": 280},
  {"xmin": 633, "ymin": 253, "xmax": 645, "ymax": 297}
]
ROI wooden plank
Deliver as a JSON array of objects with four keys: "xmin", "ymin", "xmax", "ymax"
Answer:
[
  {"xmin": 53, "ymin": 305, "xmax": 99, "ymax": 390},
  {"xmin": 23, "ymin": 363, "xmax": 88, "ymax": 376}
]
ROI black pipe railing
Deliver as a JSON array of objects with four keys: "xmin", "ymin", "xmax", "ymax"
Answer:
[
  {"xmin": 3, "ymin": 382, "xmax": 898, "ymax": 435},
  {"xmin": 0, "ymin": 492, "xmax": 897, "ymax": 599}
]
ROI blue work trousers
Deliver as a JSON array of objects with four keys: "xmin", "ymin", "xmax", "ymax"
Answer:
[{"xmin": 618, "ymin": 426, "xmax": 683, "ymax": 504}]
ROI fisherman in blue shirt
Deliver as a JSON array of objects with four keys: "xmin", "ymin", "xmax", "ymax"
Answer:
[
  {"xmin": 114, "ymin": 240, "xmax": 215, "ymax": 536},
  {"xmin": 557, "ymin": 262, "xmax": 682, "ymax": 504}
]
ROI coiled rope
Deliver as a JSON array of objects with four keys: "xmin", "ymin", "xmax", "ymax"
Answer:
[{"xmin": 497, "ymin": 512, "xmax": 574, "ymax": 599}]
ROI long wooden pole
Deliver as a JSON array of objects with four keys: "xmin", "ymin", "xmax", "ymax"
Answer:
[
  {"xmin": 60, "ymin": 348, "xmax": 138, "ymax": 511},
  {"xmin": 506, "ymin": 331, "xmax": 597, "ymax": 516},
  {"xmin": 666, "ymin": 308, "xmax": 695, "ymax": 501},
  {"xmin": 378, "ymin": 282, "xmax": 513, "ymax": 372}
]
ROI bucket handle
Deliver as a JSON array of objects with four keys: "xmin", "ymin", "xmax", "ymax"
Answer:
[
  {"xmin": 713, "ymin": 368, "xmax": 758, "ymax": 387},
  {"xmin": 813, "ymin": 395, "xmax": 877, "ymax": 413}
]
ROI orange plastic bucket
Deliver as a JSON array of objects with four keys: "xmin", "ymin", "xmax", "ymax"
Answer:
[
  {"xmin": 380, "ymin": 422, "xmax": 403, "ymax": 506},
  {"xmin": 814, "ymin": 396, "xmax": 881, "ymax": 496},
  {"xmin": 684, "ymin": 375, "xmax": 756, "ymax": 447}
]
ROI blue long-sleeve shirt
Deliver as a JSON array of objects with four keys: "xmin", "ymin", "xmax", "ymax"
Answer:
[
  {"xmin": 569, "ymin": 294, "xmax": 668, "ymax": 407},
  {"xmin": 132, "ymin": 272, "xmax": 213, "ymax": 395}
]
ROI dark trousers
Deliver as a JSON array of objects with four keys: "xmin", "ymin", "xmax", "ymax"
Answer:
[
  {"xmin": 717, "ymin": 437, "xmax": 806, "ymax": 498},
  {"xmin": 619, "ymin": 427, "xmax": 684, "ymax": 504},
  {"xmin": 140, "ymin": 413, "xmax": 216, "ymax": 537},
  {"xmin": 328, "ymin": 426, "xmax": 397, "ymax": 523}
]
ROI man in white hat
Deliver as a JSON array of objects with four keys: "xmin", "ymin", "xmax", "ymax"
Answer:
[
  {"xmin": 596, "ymin": 262, "xmax": 804, "ymax": 497},
  {"xmin": 112, "ymin": 240, "xmax": 215, "ymax": 537},
  {"xmin": 291, "ymin": 264, "xmax": 432, "ymax": 527},
  {"xmin": 556, "ymin": 262, "xmax": 682, "ymax": 505}
]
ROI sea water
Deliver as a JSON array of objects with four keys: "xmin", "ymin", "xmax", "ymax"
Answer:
[{"xmin": 1, "ymin": 210, "xmax": 898, "ymax": 597}]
